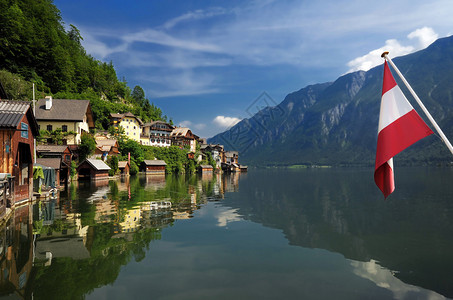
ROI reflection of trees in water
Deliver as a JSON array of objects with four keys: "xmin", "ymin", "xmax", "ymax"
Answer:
[
  {"xmin": 27, "ymin": 172, "xmax": 239, "ymax": 299},
  {"xmin": 0, "ymin": 205, "xmax": 33, "ymax": 298}
]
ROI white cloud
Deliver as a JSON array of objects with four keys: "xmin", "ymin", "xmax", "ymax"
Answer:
[
  {"xmin": 177, "ymin": 120, "xmax": 205, "ymax": 133},
  {"xmin": 80, "ymin": 30, "xmax": 129, "ymax": 60},
  {"xmin": 213, "ymin": 116, "xmax": 241, "ymax": 129},
  {"xmin": 193, "ymin": 123, "xmax": 206, "ymax": 130},
  {"xmin": 216, "ymin": 208, "xmax": 241, "ymax": 227},
  {"xmin": 178, "ymin": 120, "xmax": 192, "ymax": 128},
  {"xmin": 162, "ymin": 7, "xmax": 228, "ymax": 30},
  {"xmin": 75, "ymin": 0, "xmax": 453, "ymax": 98},
  {"xmin": 408, "ymin": 26, "xmax": 438, "ymax": 48},
  {"xmin": 140, "ymin": 70, "xmax": 221, "ymax": 98},
  {"xmin": 122, "ymin": 28, "xmax": 221, "ymax": 53},
  {"xmin": 347, "ymin": 27, "xmax": 438, "ymax": 73},
  {"xmin": 351, "ymin": 259, "xmax": 446, "ymax": 299}
]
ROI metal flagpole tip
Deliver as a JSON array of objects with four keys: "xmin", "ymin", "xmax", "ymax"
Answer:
[{"xmin": 381, "ymin": 51, "xmax": 389, "ymax": 58}]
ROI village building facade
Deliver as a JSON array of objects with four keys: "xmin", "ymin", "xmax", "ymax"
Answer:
[
  {"xmin": 171, "ymin": 127, "xmax": 199, "ymax": 153},
  {"xmin": 36, "ymin": 157, "xmax": 62, "ymax": 188},
  {"xmin": 0, "ymin": 100, "xmax": 39, "ymax": 206},
  {"xmin": 94, "ymin": 139, "xmax": 119, "ymax": 161},
  {"xmin": 110, "ymin": 112, "xmax": 143, "ymax": 143},
  {"xmin": 36, "ymin": 145, "xmax": 73, "ymax": 184},
  {"xmin": 200, "ymin": 144, "xmax": 225, "ymax": 169},
  {"xmin": 35, "ymin": 96, "xmax": 95, "ymax": 145},
  {"xmin": 140, "ymin": 121, "xmax": 174, "ymax": 147}
]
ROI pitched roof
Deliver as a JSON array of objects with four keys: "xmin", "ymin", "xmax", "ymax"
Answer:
[
  {"xmin": 37, "ymin": 145, "xmax": 70, "ymax": 154},
  {"xmin": 0, "ymin": 100, "xmax": 39, "ymax": 135},
  {"xmin": 151, "ymin": 120, "xmax": 174, "ymax": 126},
  {"xmin": 200, "ymin": 144, "xmax": 224, "ymax": 151},
  {"xmin": 142, "ymin": 159, "xmax": 167, "ymax": 166},
  {"xmin": 36, "ymin": 158, "xmax": 62, "ymax": 170},
  {"xmin": 225, "ymin": 151, "xmax": 238, "ymax": 158},
  {"xmin": 109, "ymin": 112, "xmax": 144, "ymax": 125},
  {"xmin": 95, "ymin": 139, "xmax": 118, "ymax": 147},
  {"xmin": 35, "ymin": 98, "xmax": 94, "ymax": 126},
  {"xmin": 110, "ymin": 113, "xmax": 124, "ymax": 118},
  {"xmin": 0, "ymin": 100, "xmax": 31, "ymax": 128},
  {"xmin": 82, "ymin": 158, "xmax": 111, "ymax": 171},
  {"xmin": 171, "ymin": 127, "xmax": 191, "ymax": 137},
  {"xmin": 118, "ymin": 161, "xmax": 129, "ymax": 168}
]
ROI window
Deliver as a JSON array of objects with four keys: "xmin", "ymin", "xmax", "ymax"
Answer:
[
  {"xmin": 47, "ymin": 125, "xmax": 52, "ymax": 131},
  {"xmin": 62, "ymin": 125, "xmax": 68, "ymax": 132},
  {"xmin": 21, "ymin": 122, "xmax": 28, "ymax": 138},
  {"xmin": 38, "ymin": 125, "xmax": 41, "ymax": 130}
]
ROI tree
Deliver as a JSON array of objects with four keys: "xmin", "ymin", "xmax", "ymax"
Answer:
[
  {"xmin": 78, "ymin": 134, "xmax": 96, "ymax": 162},
  {"xmin": 107, "ymin": 155, "xmax": 119, "ymax": 175},
  {"xmin": 131, "ymin": 85, "xmax": 145, "ymax": 107},
  {"xmin": 70, "ymin": 161, "xmax": 77, "ymax": 179},
  {"xmin": 129, "ymin": 160, "xmax": 139, "ymax": 175},
  {"xmin": 118, "ymin": 139, "xmax": 144, "ymax": 165}
]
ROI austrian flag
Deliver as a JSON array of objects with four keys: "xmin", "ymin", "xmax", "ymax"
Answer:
[{"xmin": 374, "ymin": 61, "xmax": 433, "ymax": 198}]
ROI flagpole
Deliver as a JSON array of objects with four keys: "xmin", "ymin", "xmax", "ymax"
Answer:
[{"xmin": 381, "ymin": 51, "xmax": 453, "ymax": 156}]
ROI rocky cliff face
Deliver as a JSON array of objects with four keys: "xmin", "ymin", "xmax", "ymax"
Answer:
[{"xmin": 209, "ymin": 36, "xmax": 453, "ymax": 166}]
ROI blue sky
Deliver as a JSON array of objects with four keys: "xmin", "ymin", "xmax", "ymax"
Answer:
[{"xmin": 53, "ymin": 0, "xmax": 453, "ymax": 138}]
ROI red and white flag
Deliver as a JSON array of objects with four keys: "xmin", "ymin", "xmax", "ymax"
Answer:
[{"xmin": 375, "ymin": 61, "xmax": 433, "ymax": 198}]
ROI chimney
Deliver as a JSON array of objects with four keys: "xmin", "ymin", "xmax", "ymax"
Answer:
[{"xmin": 45, "ymin": 96, "xmax": 52, "ymax": 110}]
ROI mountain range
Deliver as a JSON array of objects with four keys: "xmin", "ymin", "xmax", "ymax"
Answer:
[{"xmin": 208, "ymin": 36, "xmax": 453, "ymax": 166}]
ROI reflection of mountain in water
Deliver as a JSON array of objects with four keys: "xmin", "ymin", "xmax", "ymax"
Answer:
[{"xmin": 222, "ymin": 168, "xmax": 453, "ymax": 298}]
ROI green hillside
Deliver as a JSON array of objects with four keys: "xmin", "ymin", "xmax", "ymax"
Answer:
[{"xmin": 0, "ymin": 0, "xmax": 166, "ymax": 129}]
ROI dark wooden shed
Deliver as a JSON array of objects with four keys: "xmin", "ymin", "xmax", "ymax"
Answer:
[
  {"xmin": 140, "ymin": 160, "xmax": 167, "ymax": 175},
  {"xmin": 77, "ymin": 158, "xmax": 110, "ymax": 180}
]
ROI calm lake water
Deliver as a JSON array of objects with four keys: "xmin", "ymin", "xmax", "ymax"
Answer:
[{"xmin": 2, "ymin": 168, "xmax": 453, "ymax": 299}]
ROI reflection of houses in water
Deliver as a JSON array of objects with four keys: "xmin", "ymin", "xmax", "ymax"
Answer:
[
  {"xmin": 94, "ymin": 199, "xmax": 117, "ymax": 224},
  {"xmin": 85, "ymin": 186, "xmax": 110, "ymax": 203},
  {"xmin": 214, "ymin": 173, "xmax": 223, "ymax": 197},
  {"xmin": 33, "ymin": 200, "xmax": 90, "ymax": 266},
  {"xmin": 188, "ymin": 185, "xmax": 197, "ymax": 207},
  {"xmin": 0, "ymin": 204, "xmax": 33, "ymax": 298},
  {"xmin": 222, "ymin": 172, "xmax": 240, "ymax": 193},
  {"xmin": 117, "ymin": 209, "xmax": 141, "ymax": 233},
  {"xmin": 143, "ymin": 174, "xmax": 166, "ymax": 189},
  {"xmin": 116, "ymin": 175, "xmax": 130, "ymax": 192},
  {"xmin": 196, "ymin": 173, "xmax": 226, "ymax": 202},
  {"xmin": 172, "ymin": 211, "xmax": 191, "ymax": 220},
  {"xmin": 140, "ymin": 209, "xmax": 173, "ymax": 230}
]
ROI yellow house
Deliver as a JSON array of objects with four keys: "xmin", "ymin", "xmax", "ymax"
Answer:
[
  {"xmin": 35, "ymin": 96, "xmax": 95, "ymax": 144},
  {"xmin": 118, "ymin": 208, "xmax": 141, "ymax": 233},
  {"xmin": 110, "ymin": 112, "xmax": 143, "ymax": 143}
]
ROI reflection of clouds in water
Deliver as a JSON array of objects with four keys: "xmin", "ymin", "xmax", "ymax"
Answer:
[
  {"xmin": 351, "ymin": 259, "xmax": 446, "ymax": 300},
  {"xmin": 216, "ymin": 208, "xmax": 241, "ymax": 227}
]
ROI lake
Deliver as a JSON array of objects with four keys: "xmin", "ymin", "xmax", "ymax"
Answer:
[{"xmin": 2, "ymin": 167, "xmax": 453, "ymax": 299}]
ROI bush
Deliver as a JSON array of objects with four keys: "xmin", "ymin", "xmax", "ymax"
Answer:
[{"xmin": 130, "ymin": 160, "xmax": 139, "ymax": 175}]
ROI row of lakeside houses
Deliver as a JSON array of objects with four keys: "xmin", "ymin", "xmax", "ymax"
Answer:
[{"xmin": 0, "ymin": 96, "xmax": 246, "ymax": 217}]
